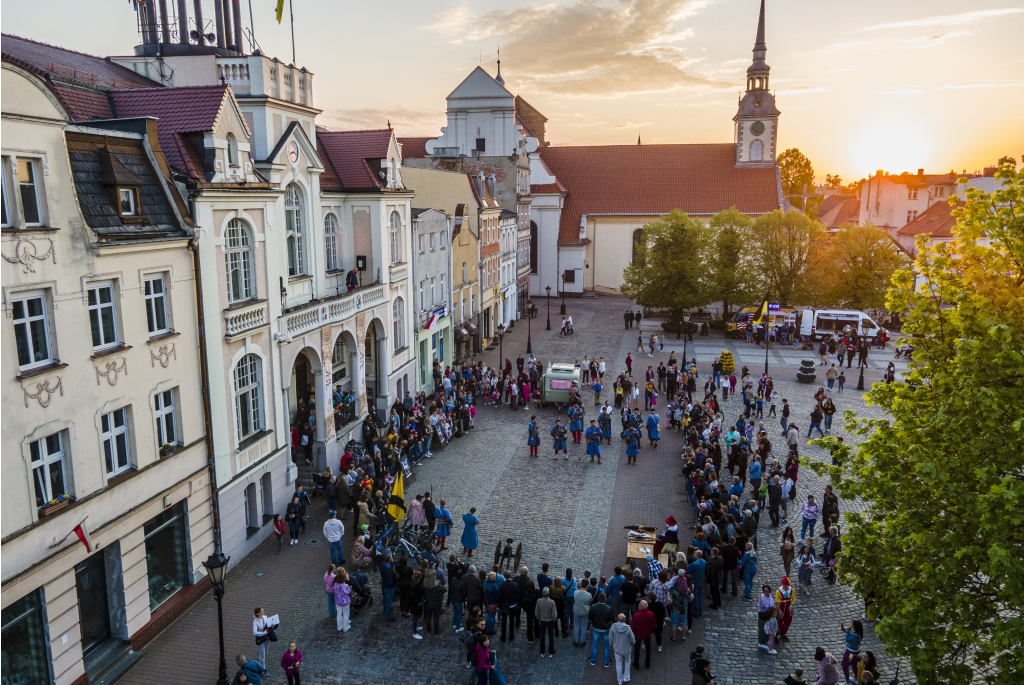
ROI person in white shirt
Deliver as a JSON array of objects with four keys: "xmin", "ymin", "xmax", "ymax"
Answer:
[
  {"xmin": 323, "ymin": 510, "xmax": 346, "ymax": 566},
  {"xmin": 598, "ymin": 358, "xmax": 606, "ymax": 380}
]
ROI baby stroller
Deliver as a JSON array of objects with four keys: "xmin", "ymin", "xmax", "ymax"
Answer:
[{"xmin": 348, "ymin": 572, "xmax": 373, "ymax": 616}]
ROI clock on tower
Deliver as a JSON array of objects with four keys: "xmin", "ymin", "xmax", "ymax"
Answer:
[{"xmin": 734, "ymin": 0, "xmax": 780, "ymax": 168}]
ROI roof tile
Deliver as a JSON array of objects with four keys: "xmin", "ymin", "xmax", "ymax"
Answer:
[
  {"xmin": 398, "ymin": 137, "xmax": 429, "ymax": 159},
  {"xmin": 896, "ymin": 200, "xmax": 961, "ymax": 238},
  {"xmin": 317, "ymin": 129, "xmax": 394, "ymax": 190},
  {"xmin": 2, "ymin": 34, "xmax": 158, "ymax": 90}
]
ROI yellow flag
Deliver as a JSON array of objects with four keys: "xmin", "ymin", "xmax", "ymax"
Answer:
[
  {"xmin": 275, "ymin": 0, "xmax": 285, "ymax": 23},
  {"xmin": 387, "ymin": 470, "xmax": 406, "ymax": 523},
  {"xmin": 753, "ymin": 298, "xmax": 769, "ymax": 326}
]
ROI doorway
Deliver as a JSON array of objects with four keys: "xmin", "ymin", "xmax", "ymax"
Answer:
[{"xmin": 75, "ymin": 553, "xmax": 111, "ymax": 657}]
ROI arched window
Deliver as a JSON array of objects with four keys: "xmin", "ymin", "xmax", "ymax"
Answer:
[
  {"xmin": 225, "ymin": 219, "xmax": 255, "ymax": 302},
  {"xmin": 392, "ymin": 297, "xmax": 406, "ymax": 349},
  {"xmin": 234, "ymin": 354, "xmax": 263, "ymax": 441},
  {"xmin": 632, "ymin": 229, "xmax": 644, "ymax": 264},
  {"xmin": 324, "ymin": 212, "xmax": 340, "ymax": 272},
  {"xmin": 529, "ymin": 221, "xmax": 538, "ymax": 274},
  {"xmin": 750, "ymin": 139, "xmax": 764, "ymax": 162},
  {"xmin": 285, "ymin": 184, "xmax": 305, "ymax": 276},
  {"xmin": 226, "ymin": 133, "xmax": 239, "ymax": 167},
  {"xmin": 389, "ymin": 211, "xmax": 402, "ymax": 263}
]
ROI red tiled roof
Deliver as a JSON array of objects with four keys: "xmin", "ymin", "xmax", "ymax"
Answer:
[
  {"xmin": 52, "ymin": 86, "xmax": 113, "ymax": 120},
  {"xmin": 817, "ymin": 194, "xmax": 860, "ymax": 228},
  {"xmin": 317, "ymin": 129, "xmax": 393, "ymax": 190},
  {"xmin": 317, "ymin": 141, "xmax": 343, "ymax": 191},
  {"xmin": 1, "ymin": 34, "xmax": 158, "ymax": 90},
  {"xmin": 896, "ymin": 200, "xmax": 961, "ymax": 238},
  {"xmin": 398, "ymin": 137, "xmax": 430, "ymax": 159},
  {"xmin": 530, "ymin": 183, "xmax": 565, "ymax": 194},
  {"xmin": 539, "ymin": 143, "xmax": 781, "ymax": 244},
  {"xmin": 110, "ymin": 85, "xmax": 233, "ymax": 177}
]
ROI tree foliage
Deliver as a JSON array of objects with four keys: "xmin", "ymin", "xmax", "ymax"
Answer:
[
  {"xmin": 622, "ymin": 210, "xmax": 714, "ymax": 321},
  {"xmin": 824, "ymin": 173, "xmax": 843, "ymax": 189},
  {"xmin": 803, "ymin": 224, "xmax": 908, "ymax": 309},
  {"xmin": 709, "ymin": 207, "xmax": 757, "ymax": 319},
  {"xmin": 778, "ymin": 147, "xmax": 815, "ymax": 209},
  {"xmin": 807, "ymin": 156, "xmax": 1024, "ymax": 685},
  {"xmin": 745, "ymin": 209, "xmax": 823, "ymax": 306}
]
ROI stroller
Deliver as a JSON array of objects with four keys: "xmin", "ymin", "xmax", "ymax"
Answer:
[{"xmin": 348, "ymin": 572, "xmax": 373, "ymax": 616}]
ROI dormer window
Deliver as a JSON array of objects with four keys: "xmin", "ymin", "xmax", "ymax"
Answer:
[
  {"xmin": 118, "ymin": 188, "xmax": 138, "ymax": 216},
  {"xmin": 227, "ymin": 133, "xmax": 240, "ymax": 168}
]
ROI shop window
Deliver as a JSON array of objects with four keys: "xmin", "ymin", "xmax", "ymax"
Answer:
[
  {"xmin": 1, "ymin": 589, "xmax": 51, "ymax": 684},
  {"xmin": 143, "ymin": 501, "xmax": 189, "ymax": 611}
]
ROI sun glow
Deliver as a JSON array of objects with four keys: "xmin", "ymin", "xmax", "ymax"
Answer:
[{"xmin": 849, "ymin": 121, "xmax": 931, "ymax": 178}]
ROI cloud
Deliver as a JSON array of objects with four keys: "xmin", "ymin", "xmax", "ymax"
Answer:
[
  {"xmin": 941, "ymin": 80, "xmax": 1024, "ymax": 90},
  {"xmin": 426, "ymin": 0, "xmax": 728, "ymax": 97},
  {"xmin": 906, "ymin": 31, "xmax": 972, "ymax": 48},
  {"xmin": 611, "ymin": 121, "xmax": 651, "ymax": 128},
  {"xmin": 323, "ymin": 107, "xmax": 442, "ymax": 132},
  {"xmin": 863, "ymin": 8, "xmax": 1023, "ymax": 30},
  {"xmin": 877, "ymin": 86, "xmax": 923, "ymax": 95},
  {"xmin": 776, "ymin": 86, "xmax": 827, "ymax": 96}
]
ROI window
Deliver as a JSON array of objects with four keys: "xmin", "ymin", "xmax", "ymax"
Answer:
[
  {"xmin": 430, "ymin": 232, "xmax": 436, "ymax": 250},
  {"xmin": 1, "ymin": 590, "xmax": 51, "ymax": 685},
  {"xmin": 285, "ymin": 184, "xmax": 305, "ymax": 276},
  {"xmin": 143, "ymin": 501, "xmax": 188, "ymax": 610},
  {"xmin": 749, "ymin": 139, "xmax": 764, "ymax": 162},
  {"xmin": 226, "ymin": 133, "xmax": 239, "ymax": 167},
  {"xmin": 564, "ymin": 269, "xmax": 576, "ymax": 284},
  {"xmin": 418, "ymin": 234, "xmax": 425, "ymax": 253},
  {"xmin": 632, "ymin": 229, "xmax": 644, "ymax": 264},
  {"xmin": 244, "ymin": 483, "xmax": 258, "ymax": 535},
  {"xmin": 154, "ymin": 389, "xmax": 178, "ymax": 447},
  {"xmin": 530, "ymin": 221, "xmax": 538, "ymax": 273},
  {"xmin": 935, "ymin": 187, "xmax": 945, "ymax": 197},
  {"xmin": 234, "ymin": 355, "xmax": 263, "ymax": 442},
  {"xmin": 462, "ymin": 262, "xmax": 467, "ymax": 282},
  {"xmin": 18, "ymin": 158, "xmax": 42, "ymax": 225},
  {"xmin": 440, "ymin": 230, "xmax": 447, "ymax": 248},
  {"xmin": 393, "ymin": 297, "xmax": 406, "ymax": 349},
  {"xmin": 440, "ymin": 275, "xmax": 445, "ymax": 302},
  {"xmin": 118, "ymin": 188, "xmax": 138, "ymax": 216},
  {"xmin": 389, "ymin": 211, "xmax": 402, "ymax": 263},
  {"xmin": 419, "ymin": 280, "xmax": 426, "ymax": 310},
  {"xmin": 225, "ymin": 219, "xmax": 255, "ymax": 302},
  {"xmin": 907, "ymin": 210, "xmax": 918, "ymax": 223},
  {"xmin": 31, "ymin": 432, "xmax": 67, "ymax": 508},
  {"xmin": 324, "ymin": 212, "xmax": 340, "ymax": 272},
  {"xmin": 475, "ymin": 138, "xmax": 486, "ymax": 153},
  {"xmin": 144, "ymin": 275, "xmax": 169, "ymax": 335},
  {"xmin": 12, "ymin": 291, "xmax": 52, "ymax": 369},
  {"xmin": 102, "ymin": 407, "xmax": 131, "ymax": 477},
  {"xmin": 419, "ymin": 339, "xmax": 428, "ymax": 386},
  {"xmin": 908, "ymin": 189, "xmax": 918, "ymax": 200},
  {"xmin": 260, "ymin": 473, "xmax": 273, "ymax": 520},
  {"xmin": 87, "ymin": 282, "xmax": 119, "ymax": 350},
  {"xmin": 1, "ymin": 159, "xmax": 10, "ymax": 227},
  {"xmin": 430, "ymin": 277, "xmax": 436, "ymax": 305}
]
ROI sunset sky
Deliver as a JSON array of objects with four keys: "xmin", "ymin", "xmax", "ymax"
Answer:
[{"xmin": 3, "ymin": 0, "xmax": 1022, "ymax": 181}]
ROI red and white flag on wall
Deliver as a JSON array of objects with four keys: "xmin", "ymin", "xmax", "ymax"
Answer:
[{"xmin": 72, "ymin": 520, "xmax": 93, "ymax": 553}]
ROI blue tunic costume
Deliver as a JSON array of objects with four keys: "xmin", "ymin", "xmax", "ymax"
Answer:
[
  {"xmin": 625, "ymin": 427, "xmax": 641, "ymax": 458},
  {"xmin": 527, "ymin": 421, "xmax": 540, "ymax": 446},
  {"xmin": 461, "ymin": 513, "xmax": 479, "ymax": 551},
  {"xmin": 598, "ymin": 411, "xmax": 613, "ymax": 441},
  {"xmin": 568, "ymin": 406, "xmax": 584, "ymax": 433},
  {"xmin": 646, "ymin": 412, "xmax": 661, "ymax": 441},
  {"xmin": 551, "ymin": 424, "xmax": 568, "ymax": 452},
  {"xmin": 585, "ymin": 425, "xmax": 603, "ymax": 456},
  {"xmin": 435, "ymin": 506, "xmax": 453, "ymax": 538}
]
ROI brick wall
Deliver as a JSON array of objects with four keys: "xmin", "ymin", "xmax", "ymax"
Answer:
[{"xmin": 129, "ymin": 575, "xmax": 211, "ymax": 651}]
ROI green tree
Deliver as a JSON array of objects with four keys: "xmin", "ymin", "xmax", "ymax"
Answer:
[
  {"xmin": 709, "ymin": 207, "xmax": 756, "ymax": 319},
  {"xmin": 778, "ymin": 147, "xmax": 815, "ymax": 209},
  {"xmin": 805, "ymin": 223, "xmax": 908, "ymax": 309},
  {"xmin": 622, "ymin": 210, "xmax": 714, "ymax": 325},
  {"xmin": 824, "ymin": 173, "xmax": 842, "ymax": 188},
  {"xmin": 807, "ymin": 156, "xmax": 1024, "ymax": 685},
  {"xmin": 746, "ymin": 209, "xmax": 823, "ymax": 305}
]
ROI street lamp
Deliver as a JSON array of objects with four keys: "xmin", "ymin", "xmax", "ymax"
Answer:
[
  {"xmin": 497, "ymin": 324, "xmax": 506, "ymax": 370},
  {"xmin": 764, "ymin": 300, "xmax": 771, "ymax": 377},
  {"xmin": 857, "ymin": 356, "xmax": 866, "ymax": 391},
  {"xmin": 559, "ymin": 274, "xmax": 566, "ymax": 316},
  {"xmin": 545, "ymin": 286, "xmax": 552, "ymax": 331},
  {"xmin": 202, "ymin": 551, "xmax": 231, "ymax": 685},
  {"xmin": 682, "ymin": 312, "xmax": 691, "ymax": 368},
  {"xmin": 526, "ymin": 300, "xmax": 533, "ymax": 354}
]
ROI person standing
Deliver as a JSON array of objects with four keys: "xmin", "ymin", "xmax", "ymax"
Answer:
[
  {"xmin": 687, "ymin": 551, "xmax": 707, "ymax": 617},
  {"xmin": 706, "ymin": 548, "xmax": 723, "ymax": 610},
  {"xmin": 333, "ymin": 569, "xmax": 352, "ymax": 632},
  {"xmin": 273, "ymin": 514, "xmax": 285, "ymax": 554},
  {"xmin": 323, "ymin": 511, "xmax": 345, "ymax": 566},
  {"xmin": 285, "ymin": 496, "xmax": 303, "ymax": 545},
  {"xmin": 634, "ymin": 309, "xmax": 643, "ymax": 329},
  {"xmin": 610, "ymin": 614, "xmax": 636, "ymax": 685},
  {"xmin": 841, "ymin": 620, "xmax": 865, "ymax": 682},
  {"xmin": 800, "ymin": 495, "xmax": 821, "ymax": 541},
  {"xmin": 435, "ymin": 500, "xmax": 453, "ymax": 550},
  {"xmin": 645, "ymin": 410, "xmax": 661, "ymax": 447},
  {"xmin": 527, "ymin": 415, "xmax": 541, "ymax": 458},
  {"xmin": 775, "ymin": 576, "xmax": 795, "ymax": 640},
  {"xmin": 572, "ymin": 577, "xmax": 593, "ymax": 646},
  {"xmin": 462, "ymin": 508, "xmax": 480, "ymax": 556},
  {"xmin": 498, "ymin": 571, "xmax": 520, "ymax": 642},
  {"xmin": 625, "ymin": 309, "xmax": 634, "ymax": 329},
  {"xmin": 756, "ymin": 584, "xmax": 775, "ymax": 651},
  {"xmin": 380, "ymin": 555, "xmax": 397, "ymax": 622},
  {"xmin": 631, "ymin": 600, "xmax": 656, "ymax": 670},
  {"xmin": 551, "ymin": 419, "xmax": 569, "ymax": 460},
  {"xmin": 536, "ymin": 587, "xmax": 558, "ymax": 657},
  {"xmin": 252, "ymin": 607, "xmax": 273, "ymax": 675},
  {"xmin": 780, "ymin": 527, "xmax": 797, "ymax": 577},
  {"xmin": 280, "ymin": 641, "xmax": 302, "ymax": 685},
  {"xmin": 234, "ymin": 654, "xmax": 264, "ymax": 685},
  {"xmin": 449, "ymin": 568, "xmax": 466, "ymax": 632},
  {"xmin": 588, "ymin": 592, "xmax": 614, "ymax": 666},
  {"xmin": 739, "ymin": 543, "xmax": 758, "ymax": 599},
  {"xmin": 625, "ymin": 425, "xmax": 641, "ymax": 465},
  {"xmin": 585, "ymin": 420, "xmax": 603, "ymax": 464}
]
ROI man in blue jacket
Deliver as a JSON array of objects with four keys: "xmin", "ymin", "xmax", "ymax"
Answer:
[
  {"xmin": 686, "ymin": 551, "xmax": 708, "ymax": 617},
  {"xmin": 233, "ymin": 655, "xmax": 262, "ymax": 685}
]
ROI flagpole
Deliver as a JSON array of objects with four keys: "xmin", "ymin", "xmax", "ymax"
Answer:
[
  {"xmin": 289, "ymin": 0, "xmax": 296, "ymax": 65},
  {"xmin": 50, "ymin": 516, "xmax": 89, "ymax": 548}
]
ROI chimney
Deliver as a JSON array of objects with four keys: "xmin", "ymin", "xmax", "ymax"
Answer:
[
  {"xmin": 192, "ymin": 0, "xmax": 205, "ymax": 44},
  {"xmin": 917, "ymin": 168, "xmax": 924, "ymax": 176},
  {"xmin": 876, "ymin": 169, "xmax": 883, "ymax": 177},
  {"xmin": 232, "ymin": 0, "xmax": 243, "ymax": 54},
  {"xmin": 158, "ymin": 0, "xmax": 171, "ymax": 43},
  {"xmin": 984, "ymin": 166, "xmax": 997, "ymax": 177},
  {"xmin": 177, "ymin": 0, "xmax": 188, "ymax": 44},
  {"xmin": 213, "ymin": 0, "xmax": 225, "ymax": 47}
]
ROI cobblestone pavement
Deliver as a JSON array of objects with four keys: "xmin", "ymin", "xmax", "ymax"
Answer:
[{"xmin": 118, "ymin": 295, "xmax": 913, "ymax": 685}]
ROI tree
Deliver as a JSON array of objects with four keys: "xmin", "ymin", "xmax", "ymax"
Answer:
[
  {"xmin": 708, "ymin": 207, "xmax": 757, "ymax": 319},
  {"xmin": 803, "ymin": 224, "xmax": 908, "ymax": 309},
  {"xmin": 824, "ymin": 173, "xmax": 842, "ymax": 189},
  {"xmin": 778, "ymin": 148, "xmax": 815, "ymax": 210},
  {"xmin": 806, "ymin": 156, "xmax": 1024, "ymax": 685},
  {"xmin": 745, "ymin": 209, "xmax": 823, "ymax": 305},
  {"xmin": 621, "ymin": 210, "xmax": 714, "ymax": 325}
]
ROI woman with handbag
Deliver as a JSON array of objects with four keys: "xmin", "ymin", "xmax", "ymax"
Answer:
[{"xmin": 252, "ymin": 607, "xmax": 275, "ymax": 675}]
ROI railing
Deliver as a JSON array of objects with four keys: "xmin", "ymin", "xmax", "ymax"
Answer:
[
  {"xmin": 282, "ymin": 284, "xmax": 386, "ymax": 338},
  {"xmin": 217, "ymin": 59, "xmax": 250, "ymax": 85},
  {"xmin": 334, "ymin": 402, "xmax": 357, "ymax": 432},
  {"xmin": 389, "ymin": 263, "xmax": 409, "ymax": 283},
  {"xmin": 224, "ymin": 301, "xmax": 267, "ymax": 337}
]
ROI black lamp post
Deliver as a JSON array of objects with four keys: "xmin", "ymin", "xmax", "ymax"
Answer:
[
  {"xmin": 545, "ymin": 286, "xmax": 551, "ymax": 331},
  {"xmin": 764, "ymin": 299, "xmax": 771, "ymax": 377},
  {"xmin": 681, "ymin": 312, "xmax": 691, "ymax": 367},
  {"xmin": 526, "ymin": 301, "xmax": 533, "ymax": 354},
  {"xmin": 559, "ymin": 274, "xmax": 566, "ymax": 315},
  {"xmin": 203, "ymin": 551, "xmax": 231, "ymax": 685},
  {"xmin": 497, "ymin": 324, "xmax": 506, "ymax": 370},
  {"xmin": 857, "ymin": 359, "xmax": 866, "ymax": 391}
]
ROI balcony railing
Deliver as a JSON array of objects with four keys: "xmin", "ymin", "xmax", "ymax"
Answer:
[
  {"xmin": 224, "ymin": 301, "xmax": 268, "ymax": 338},
  {"xmin": 389, "ymin": 262, "xmax": 409, "ymax": 284},
  {"xmin": 334, "ymin": 402, "xmax": 357, "ymax": 432},
  {"xmin": 282, "ymin": 284, "xmax": 386, "ymax": 338}
]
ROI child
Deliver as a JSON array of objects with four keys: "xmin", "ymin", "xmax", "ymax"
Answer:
[
  {"xmin": 764, "ymin": 606, "xmax": 779, "ymax": 654},
  {"xmin": 593, "ymin": 380, "xmax": 603, "ymax": 405},
  {"xmin": 280, "ymin": 641, "xmax": 302, "ymax": 685},
  {"xmin": 756, "ymin": 394, "xmax": 764, "ymax": 419},
  {"xmin": 769, "ymin": 391, "xmax": 778, "ymax": 417},
  {"xmin": 273, "ymin": 514, "xmax": 285, "ymax": 554},
  {"xmin": 783, "ymin": 666, "xmax": 806, "ymax": 685}
]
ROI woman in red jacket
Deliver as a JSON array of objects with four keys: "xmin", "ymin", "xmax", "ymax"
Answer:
[{"xmin": 280, "ymin": 640, "xmax": 302, "ymax": 685}]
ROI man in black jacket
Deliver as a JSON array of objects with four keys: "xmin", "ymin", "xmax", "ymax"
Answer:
[
  {"xmin": 448, "ymin": 569, "xmax": 467, "ymax": 632},
  {"xmin": 768, "ymin": 475, "xmax": 783, "ymax": 528},
  {"xmin": 588, "ymin": 592, "xmax": 615, "ymax": 666},
  {"xmin": 706, "ymin": 548, "xmax": 724, "ymax": 610},
  {"xmin": 498, "ymin": 571, "xmax": 521, "ymax": 642}
]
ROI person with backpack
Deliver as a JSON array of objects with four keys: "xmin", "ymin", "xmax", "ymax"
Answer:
[{"xmin": 689, "ymin": 644, "xmax": 716, "ymax": 685}]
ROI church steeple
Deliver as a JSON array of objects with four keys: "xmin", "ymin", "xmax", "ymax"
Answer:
[
  {"xmin": 746, "ymin": 0, "xmax": 770, "ymax": 92},
  {"xmin": 495, "ymin": 48, "xmax": 505, "ymax": 86}
]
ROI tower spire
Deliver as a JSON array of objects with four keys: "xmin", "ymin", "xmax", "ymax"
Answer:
[
  {"xmin": 746, "ymin": 0, "xmax": 770, "ymax": 92},
  {"xmin": 495, "ymin": 46, "xmax": 505, "ymax": 86}
]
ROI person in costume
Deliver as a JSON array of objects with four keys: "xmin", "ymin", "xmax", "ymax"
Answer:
[
  {"xmin": 434, "ymin": 500, "xmax": 453, "ymax": 550},
  {"xmin": 462, "ymin": 507, "xmax": 479, "ymax": 556},
  {"xmin": 599, "ymin": 402, "xmax": 614, "ymax": 446},
  {"xmin": 774, "ymin": 576, "xmax": 795, "ymax": 639},
  {"xmin": 527, "ymin": 415, "xmax": 541, "ymax": 457},
  {"xmin": 551, "ymin": 419, "xmax": 569, "ymax": 460},
  {"xmin": 568, "ymin": 402, "xmax": 585, "ymax": 444},
  {"xmin": 624, "ymin": 425, "xmax": 641, "ymax": 465},
  {"xmin": 584, "ymin": 419, "xmax": 604, "ymax": 464},
  {"xmin": 645, "ymin": 410, "xmax": 661, "ymax": 447}
]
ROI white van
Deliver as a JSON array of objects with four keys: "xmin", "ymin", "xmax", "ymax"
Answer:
[{"xmin": 798, "ymin": 309, "xmax": 884, "ymax": 342}]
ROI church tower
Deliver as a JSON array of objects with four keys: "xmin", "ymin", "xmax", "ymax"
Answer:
[{"xmin": 734, "ymin": 0, "xmax": 780, "ymax": 167}]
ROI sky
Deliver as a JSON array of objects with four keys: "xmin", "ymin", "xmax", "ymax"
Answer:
[{"xmin": 3, "ymin": 0, "xmax": 1023, "ymax": 182}]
